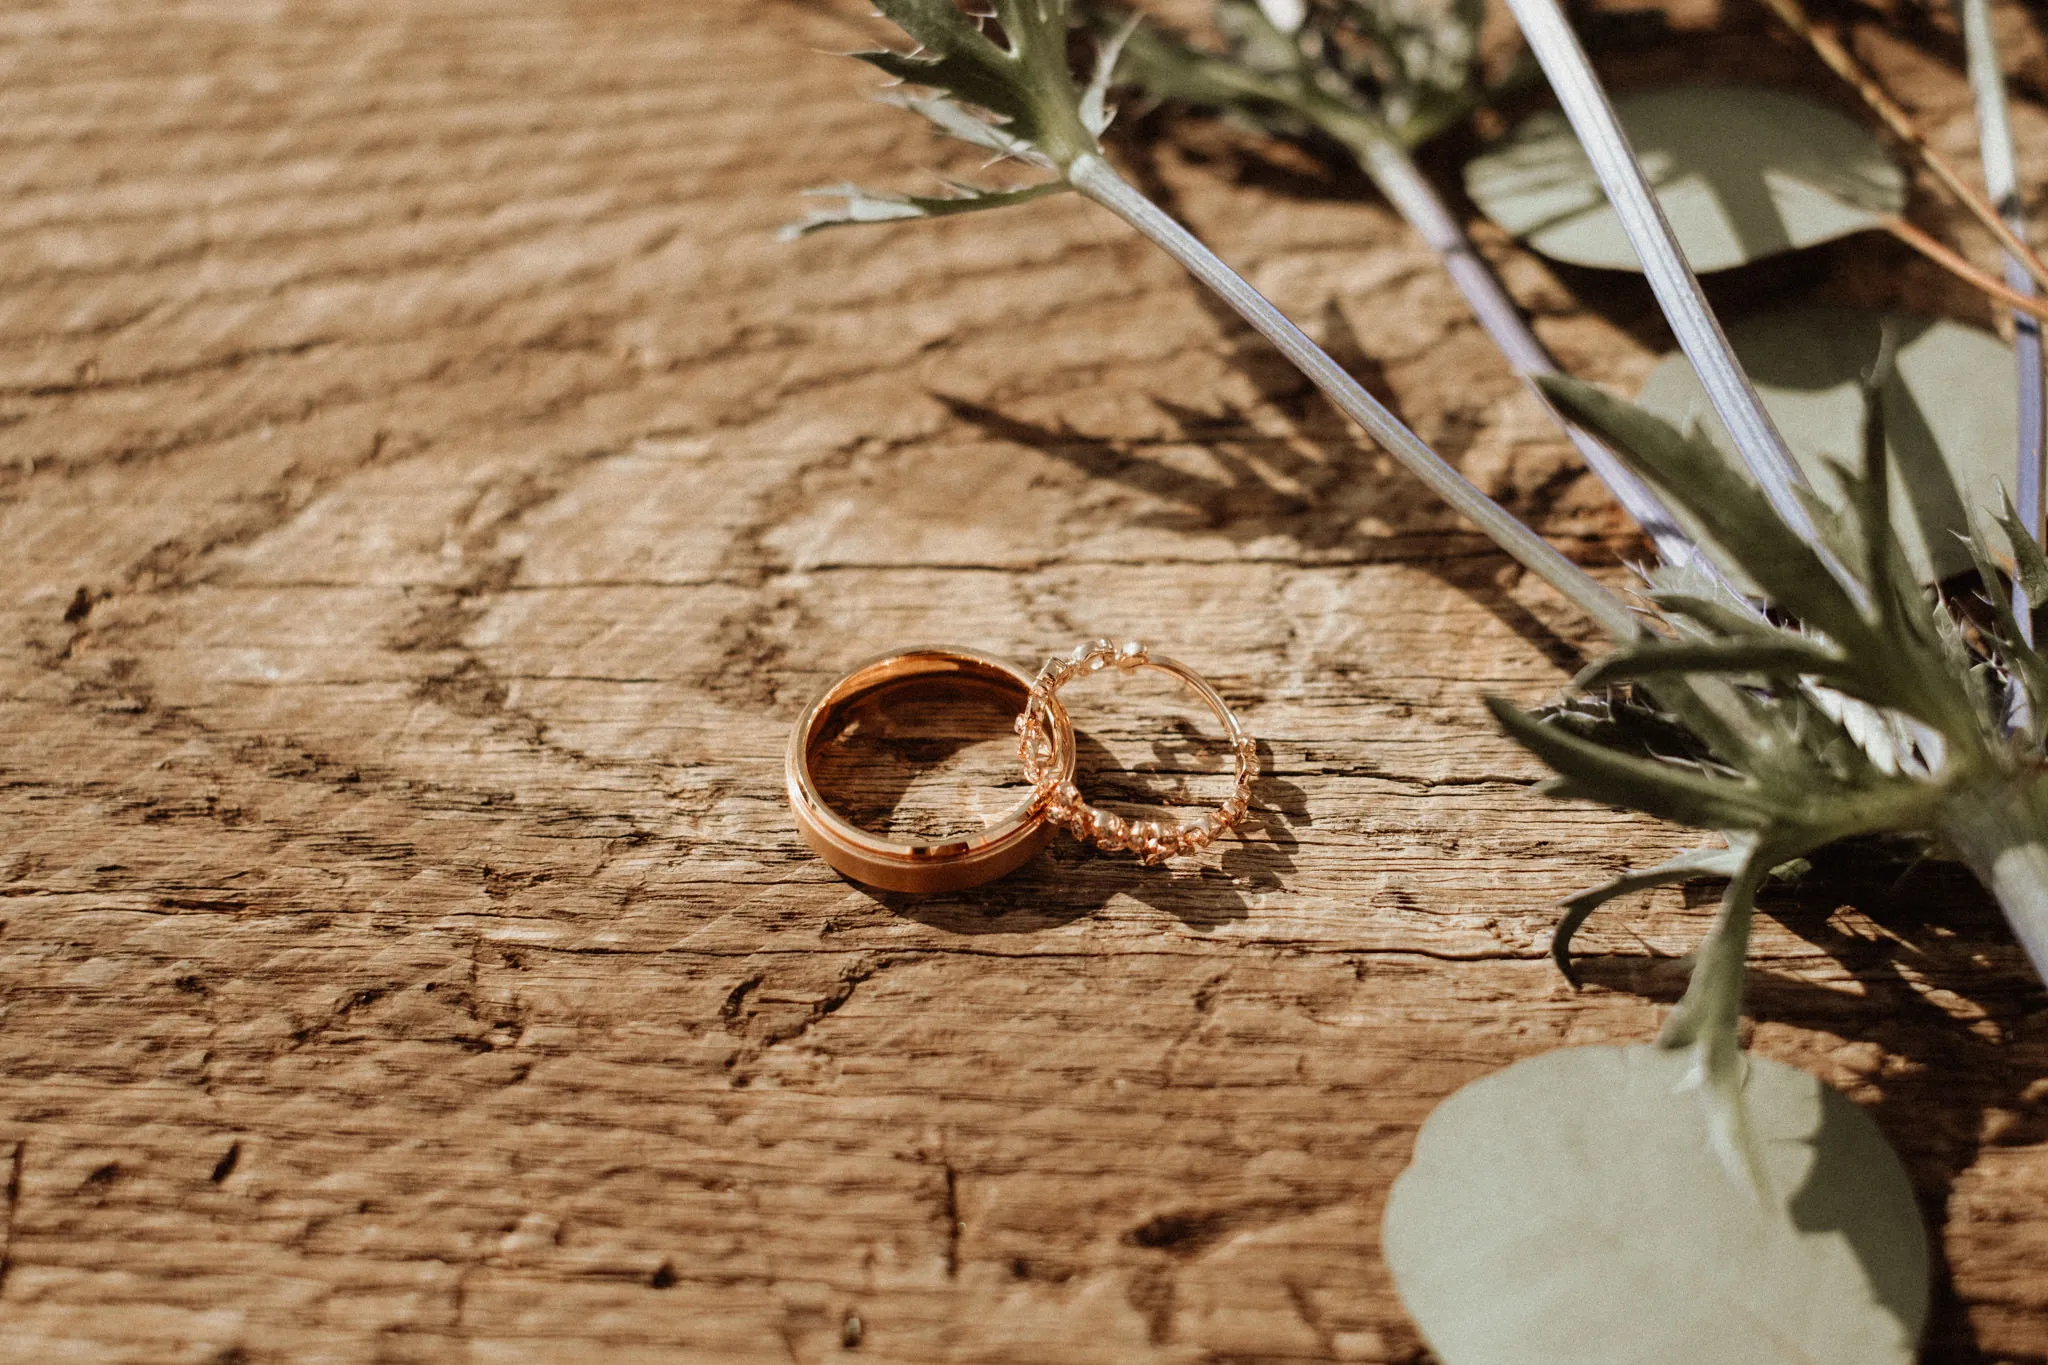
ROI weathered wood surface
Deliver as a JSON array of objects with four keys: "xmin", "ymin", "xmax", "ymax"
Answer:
[{"xmin": 3, "ymin": 1, "xmax": 2048, "ymax": 1360}]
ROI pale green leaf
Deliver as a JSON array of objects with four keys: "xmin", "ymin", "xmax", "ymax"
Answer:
[
  {"xmin": 1383, "ymin": 1045, "xmax": 1928, "ymax": 1365},
  {"xmin": 877, "ymin": 92, "xmax": 1051, "ymax": 165},
  {"xmin": 1486, "ymin": 695, "xmax": 1775, "ymax": 831},
  {"xmin": 1635, "ymin": 308, "xmax": 2020, "ymax": 584},
  {"xmin": 780, "ymin": 180, "xmax": 1070, "ymax": 239},
  {"xmin": 1464, "ymin": 86, "xmax": 1906, "ymax": 272},
  {"xmin": 1552, "ymin": 836, "xmax": 1751, "ymax": 984},
  {"xmin": 1999, "ymin": 494, "xmax": 2048, "ymax": 607},
  {"xmin": 1537, "ymin": 375, "xmax": 1868, "ymax": 638}
]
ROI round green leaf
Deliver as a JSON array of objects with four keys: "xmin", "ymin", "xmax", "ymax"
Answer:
[
  {"xmin": 1383, "ymin": 1045, "xmax": 1927, "ymax": 1365},
  {"xmin": 1464, "ymin": 86, "xmax": 1906, "ymax": 272},
  {"xmin": 1636, "ymin": 306, "xmax": 2019, "ymax": 583}
]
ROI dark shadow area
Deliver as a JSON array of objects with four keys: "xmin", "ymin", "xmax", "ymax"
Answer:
[
  {"xmin": 940, "ymin": 387, "xmax": 1604, "ymax": 683},
  {"xmin": 1787, "ymin": 1078, "xmax": 1939, "ymax": 1345},
  {"xmin": 1113, "ymin": 109, "xmax": 1413, "ymax": 432},
  {"xmin": 937, "ymin": 391, "xmax": 1445, "ymax": 555},
  {"xmin": 1571, "ymin": 846, "xmax": 2048, "ymax": 1363},
  {"xmin": 880, "ymin": 735, "xmax": 1306, "ymax": 935},
  {"xmin": 1109, "ymin": 104, "xmax": 1376, "ymax": 215}
]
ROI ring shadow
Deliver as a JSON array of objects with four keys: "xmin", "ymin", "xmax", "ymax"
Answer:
[
  {"xmin": 1570, "ymin": 849, "xmax": 2048, "ymax": 1365},
  {"xmin": 879, "ymin": 733, "xmax": 1309, "ymax": 935}
]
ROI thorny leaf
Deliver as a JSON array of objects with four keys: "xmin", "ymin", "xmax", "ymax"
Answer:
[
  {"xmin": 2000, "ymin": 494, "xmax": 2048, "ymax": 608},
  {"xmin": 1499, "ymin": 356, "xmax": 2045, "ymax": 1185},
  {"xmin": 786, "ymin": 0, "xmax": 1111, "ymax": 237},
  {"xmin": 1551, "ymin": 834, "xmax": 1752, "ymax": 985},
  {"xmin": 781, "ymin": 179, "xmax": 1071, "ymax": 239}
]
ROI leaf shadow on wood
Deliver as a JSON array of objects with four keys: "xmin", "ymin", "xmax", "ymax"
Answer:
[
  {"xmin": 1110, "ymin": 105, "xmax": 1376, "ymax": 212},
  {"xmin": 1414, "ymin": 554, "xmax": 1597, "ymax": 678},
  {"xmin": 878, "ymin": 736, "xmax": 1308, "ymax": 935},
  {"xmin": 1571, "ymin": 849, "xmax": 2048, "ymax": 1365},
  {"xmin": 938, "ymin": 391, "xmax": 1409, "ymax": 552}
]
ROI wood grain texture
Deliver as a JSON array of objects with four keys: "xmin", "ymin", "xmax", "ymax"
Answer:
[{"xmin": 2, "ymin": 1, "xmax": 2046, "ymax": 1361}]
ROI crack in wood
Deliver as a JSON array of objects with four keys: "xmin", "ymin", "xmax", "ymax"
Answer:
[{"xmin": 0, "ymin": 1141, "xmax": 21, "ymax": 1292}]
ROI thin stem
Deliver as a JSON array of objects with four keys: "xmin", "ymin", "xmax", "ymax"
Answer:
[
  {"xmin": 1939, "ymin": 778, "xmax": 2048, "ymax": 987},
  {"xmin": 1958, "ymin": 0, "xmax": 2045, "ymax": 642},
  {"xmin": 1067, "ymin": 152, "xmax": 1641, "ymax": 639},
  {"xmin": 1654, "ymin": 844, "xmax": 1778, "ymax": 1191},
  {"xmin": 1108, "ymin": 17, "xmax": 1710, "ymax": 571},
  {"xmin": 1753, "ymin": 0, "xmax": 2048, "ymax": 297},
  {"xmin": 1881, "ymin": 216, "xmax": 2048, "ymax": 325},
  {"xmin": 1320, "ymin": 109, "xmax": 1710, "ymax": 575},
  {"xmin": 1502, "ymin": 0, "xmax": 1822, "ymax": 547}
]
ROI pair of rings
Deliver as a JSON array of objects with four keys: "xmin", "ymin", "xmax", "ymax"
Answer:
[{"xmin": 786, "ymin": 640, "xmax": 1257, "ymax": 893}]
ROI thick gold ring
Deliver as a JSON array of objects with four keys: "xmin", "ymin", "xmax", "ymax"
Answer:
[
  {"xmin": 787, "ymin": 647, "xmax": 1076, "ymax": 893},
  {"xmin": 1018, "ymin": 638, "xmax": 1256, "ymax": 865}
]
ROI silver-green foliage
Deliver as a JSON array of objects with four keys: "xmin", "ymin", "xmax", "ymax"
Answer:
[
  {"xmin": 1096, "ymin": 0, "xmax": 1706, "ymax": 569},
  {"xmin": 788, "ymin": 0, "xmax": 1641, "ymax": 636},
  {"xmin": 1382, "ymin": 1045, "xmax": 1927, "ymax": 1365},
  {"xmin": 783, "ymin": 0, "xmax": 1121, "ymax": 236},
  {"xmin": 1511, "ymin": 363, "xmax": 2048, "ymax": 1176},
  {"xmin": 1635, "ymin": 308, "xmax": 2020, "ymax": 585},
  {"xmin": 1464, "ymin": 86, "xmax": 1907, "ymax": 273}
]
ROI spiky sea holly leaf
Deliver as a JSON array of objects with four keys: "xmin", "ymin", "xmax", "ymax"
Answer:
[
  {"xmin": 1551, "ymin": 835, "xmax": 1752, "ymax": 985},
  {"xmin": 1539, "ymin": 375, "xmax": 1869, "ymax": 642},
  {"xmin": 780, "ymin": 179, "xmax": 1072, "ymax": 239},
  {"xmin": 862, "ymin": 0, "xmax": 1100, "ymax": 165},
  {"xmin": 1647, "ymin": 593, "xmax": 1786, "ymax": 642},
  {"xmin": 788, "ymin": 0, "xmax": 1116, "ymax": 240},
  {"xmin": 1998, "ymin": 494, "xmax": 2048, "ymax": 607},
  {"xmin": 1485, "ymin": 696, "xmax": 1775, "ymax": 831},
  {"xmin": 876, "ymin": 90, "xmax": 1054, "ymax": 165},
  {"xmin": 1575, "ymin": 639, "xmax": 1857, "ymax": 693},
  {"xmin": 857, "ymin": 46, "xmax": 1037, "ymax": 132}
]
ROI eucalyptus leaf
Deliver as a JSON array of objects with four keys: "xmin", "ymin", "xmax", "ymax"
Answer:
[
  {"xmin": 1636, "ymin": 307, "xmax": 2020, "ymax": 583},
  {"xmin": 1465, "ymin": 86, "xmax": 1906, "ymax": 272},
  {"xmin": 1382, "ymin": 1045, "xmax": 1928, "ymax": 1365}
]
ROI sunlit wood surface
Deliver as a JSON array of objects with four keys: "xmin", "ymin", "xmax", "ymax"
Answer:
[{"xmin": 3, "ymin": 1, "xmax": 2046, "ymax": 1360}]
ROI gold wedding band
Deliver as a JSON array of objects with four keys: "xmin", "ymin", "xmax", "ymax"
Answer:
[{"xmin": 786, "ymin": 646, "xmax": 1076, "ymax": 894}]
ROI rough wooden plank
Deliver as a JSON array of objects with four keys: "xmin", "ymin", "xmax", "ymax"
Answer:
[{"xmin": 1, "ymin": 1, "xmax": 2045, "ymax": 1361}]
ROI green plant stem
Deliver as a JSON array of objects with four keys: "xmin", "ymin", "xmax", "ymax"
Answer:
[
  {"xmin": 1067, "ymin": 151, "xmax": 1641, "ymax": 638},
  {"xmin": 1311, "ymin": 107, "xmax": 1706, "ymax": 574},
  {"xmin": 1655, "ymin": 845, "xmax": 1774, "ymax": 1188},
  {"xmin": 1938, "ymin": 778, "xmax": 2048, "ymax": 987},
  {"xmin": 1958, "ymin": 0, "xmax": 2045, "ymax": 655}
]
